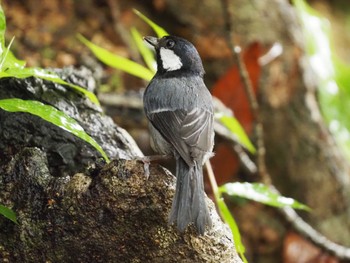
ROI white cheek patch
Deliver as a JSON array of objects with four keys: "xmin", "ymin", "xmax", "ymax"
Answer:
[{"xmin": 160, "ymin": 47, "xmax": 183, "ymax": 71}]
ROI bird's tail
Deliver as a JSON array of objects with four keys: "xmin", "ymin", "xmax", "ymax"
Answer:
[{"xmin": 169, "ymin": 157, "xmax": 211, "ymax": 235}]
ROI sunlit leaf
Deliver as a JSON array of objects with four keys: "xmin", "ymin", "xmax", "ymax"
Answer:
[
  {"xmin": 0, "ymin": 38, "xmax": 98, "ymax": 106},
  {"xmin": 130, "ymin": 27, "xmax": 156, "ymax": 72},
  {"xmin": 0, "ymin": 205, "xmax": 18, "ymax": 224},
  {"xmin": 208, "ymin": 161, "xmax": 247, "ymax": 263},
  {"xmin": 1, "ymin": 47, "xmax": 26, "ymax": 70},
  {"xmin": 29, "ymin": 68, "xmax": 100, "ymax": 105},
  {"xmin": 220, "ymin": 182, "xmax": 310, "ymax": 210},
  {"xmin": 0, "ymin": 36, "xmax": 15, "ymax": 70},
  {"xmin": 0, "ymin": 5, "xmax": 6, "ymax": 54},
  {"xmin": 78, "ymin": 34, "xmax": 154, "ymax": 81},
  {"xmin": 0, "ymin": 98, "xmax": 109, "ymax": 162},
  {"xmin": 217, "ymin": 114, "xmax": 256, "ymax": 153},
  {"xmin": 0, "ymin": 67, "xmax": 100, "ymax": 105},
  {"xmin": 133, "ymin": 9, "xmax": 168, "ymax": 38},
  {"xmin": 0, "ymin": 8, "xmax": 25, "ymax": 71}
]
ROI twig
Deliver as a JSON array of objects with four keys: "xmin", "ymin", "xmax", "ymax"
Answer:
[
  {"xmin": 219, "ymin": 0, "xmax": 350, "ymax": 260},
  {"xmin": 220, "ymin": 0, "xmax": 269, "ymax": 184},
  {"xmin": 281, "ymin": 206, "xmax": 350, "ymax": 260},
  {"xmin": 214, "ymin": 121, "xmax": 257, "ymax": 174},
  {"xmin": 205, "ymin": 161, "xmax": 219, "ymax": 196},
  {"xmin": 213, "ymin": 97, "xmax": 258, "ymax": 174},
  {"xmin": 99, "ymin": 92, "xmax": 143, "ymax": 109}
]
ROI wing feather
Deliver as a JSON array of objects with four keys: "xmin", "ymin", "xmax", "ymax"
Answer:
[{"xmin": 148, "ymin": 108, "xmax": 213, "ymax": 166}]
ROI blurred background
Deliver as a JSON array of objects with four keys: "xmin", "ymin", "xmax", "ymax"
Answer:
[{"xmin": 2, "ymin": 0, "xmax": 350, "ymax": 262}]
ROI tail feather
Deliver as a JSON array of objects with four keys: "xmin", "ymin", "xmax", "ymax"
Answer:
[
  {"xmin": 169, "ymin": 157, "xmax": 211, "ymax": 235},
  {"xmin": 192, "ymin": 164, "xmax": 211, "ymax": 234}
]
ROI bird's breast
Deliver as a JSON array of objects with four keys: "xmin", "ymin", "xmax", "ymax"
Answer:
[{"xmin": 144, "ymin": 75, "xmax": 212, "ymax": 114}]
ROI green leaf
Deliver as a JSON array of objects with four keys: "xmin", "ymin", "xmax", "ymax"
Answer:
[
  {"xmin": 216, "ymin": 197, "xmax": 248, "ymax": 263},
  {"xmin": 0, "ymin": 67, "xmax": 100, "ymax": 105},
  {"xmin": 0, "ymin": 98, "xmax": 110, "ymax": 162},
  {"xmin": 0, "ymin": 5, "xmax": 6, "ymax": 54},
  {"xmin": 1, "ymin": 47, "xmax": 26, "ymax": 70},
  {"xmin": 0, "ymin": 36, "xmax": 15, "ymax": 70},
  {"xmin": 220, "ymin": 182, "xmax": 310, "ymax": 210},
  {"xmin": 0, "ymin": 205, "xmax": 18, "ymax": 224},
  {"xmin": 133, "ymin": 9, "xmax": 168, "ymax": 38},
  {"xmin": 78, "ymin": 34, "xmax": 154, "ymax": 81},
  {"xmin": 210, "ymin": 165, "xmax": 247, "ymax": 262},
  {"xmin": 130, "ymin": 27, "xmax": 156, "ymax": 72},
  {"xmin": 217, "ymin": 114, "xmax": 256, "ymax": 154},
  {"xmin": 29, "ymin": 68, "xmax": 100, "ymax": 105}
]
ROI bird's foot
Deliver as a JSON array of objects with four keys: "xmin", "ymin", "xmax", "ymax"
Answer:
[{"xmin": 136, "ymin": 155, "xmax": 171, "ymax": 179}]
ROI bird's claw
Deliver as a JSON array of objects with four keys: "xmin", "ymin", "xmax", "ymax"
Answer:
[{"xmin": 136, "ymin": 155, "xmax": 171, "ymax": 179}]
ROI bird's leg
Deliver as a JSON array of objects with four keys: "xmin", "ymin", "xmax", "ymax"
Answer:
[{"xmin": 136, "ymin": 155, "xmax": 171, "ymax": 179}]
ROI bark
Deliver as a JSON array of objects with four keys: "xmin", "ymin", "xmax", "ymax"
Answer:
[{"xmin": 0, "ymin": 68, "xmax": 240, "ymax": 262}]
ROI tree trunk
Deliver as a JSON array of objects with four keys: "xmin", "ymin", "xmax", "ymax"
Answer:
[{"xmin": 164, "ymin": 0, "xmax": 350, "ymax": 256}]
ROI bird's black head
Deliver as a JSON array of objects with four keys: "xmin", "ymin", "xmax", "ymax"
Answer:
[{"xmin": 144, "ymin": 35, "xmax": 205, "ymax": 76}]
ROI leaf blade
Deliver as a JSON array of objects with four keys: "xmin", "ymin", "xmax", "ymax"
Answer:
[
  {"xmin": 133, "ymin": 9, "xmax": 168, "ymax": 38},
  {"xmin": 209, "ymin": 162, "xmax": 247, "ymax": 262},
  {"xmin": 0, "ymin": 98, "xmax": 109, "ymax": 162},
  {"xmin": 217, "ymin": 114, "xmax": 256, "ymax": 153},
  {"xmin": 130, "ymin": 27, "xmax": 156, "ymax": 72},
  {"xmin": 0, "ymin": 67, "xmax": 100, "ymax": 105},
  {"xmin": 220, "ymin": 182, "xmax": 310, "ymax": 210},
  {"xmin": 0, "ymin": 5, "xmax": 6, "ymax": 55},
  {"xmin": 216, "ymin": 197, "xmax": 248, "ymax": 263},
  {"xmin": 30, "ymin": 68, "xmax": 100, "ymax": 105},
  {"xmin": 0, "ymin": 205, "xmax": 18, "ymax": 224},
  {"xmin": 78, "ymin": 34, "xmax": 154, "ymax": 81}
]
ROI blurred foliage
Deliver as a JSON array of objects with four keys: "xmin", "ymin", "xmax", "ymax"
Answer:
[
  {"xmin": 217, "ymin": 114, "xmax": 256, "ymax": 154},
  {"xmin": 130, "ymin": 27, "xmax": 157, "ymax": 73},
  {"xmin": 78, "ymin": 34, "xmax": 154, "ymax": 81},
  {"xmin": 212, "ymin": 185, "xmax": 247, "ymax": 263},
  {"xmin": 0, "ymin": 6, "xmax": 99, "ymax": 105},
  {"xmin": 133, "ymin": 9, "xmax": 168, "ymax": 38},
  {"xmin": 294, "ymin": 0, "xmax": 350, "ymax": 160},
  {"xmin": 78, "ymin": 8, "xmax": 168, "ymax": 81}
]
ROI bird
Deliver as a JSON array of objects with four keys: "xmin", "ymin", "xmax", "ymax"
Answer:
[{"xmin": 143, "ymin": 35, "xmax": 214, "ymax": 235}]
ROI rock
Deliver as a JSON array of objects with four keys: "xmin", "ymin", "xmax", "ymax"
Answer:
[{"xmin": 0, "ymin": 67, "xmax": 240, "ymax": 262}]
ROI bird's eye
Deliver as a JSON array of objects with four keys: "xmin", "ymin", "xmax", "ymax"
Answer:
[{"xmin": 166, "ymin": 39, "xmax": 175, "ymax": 48}]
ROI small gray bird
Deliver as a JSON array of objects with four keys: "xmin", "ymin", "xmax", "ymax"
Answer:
[{"xmin": 143, "ymin": 35, "xmax": 214, "ymax": 235}]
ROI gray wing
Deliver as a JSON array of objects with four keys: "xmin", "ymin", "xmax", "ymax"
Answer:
[{"xmin": 148, "ymin": 107, "xmax": 214, "ymax": 167}]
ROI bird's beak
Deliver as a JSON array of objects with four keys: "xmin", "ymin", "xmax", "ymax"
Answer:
[{"xmin": 143, "ymin": 36, "xmax": 159, "ymax": 47}]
